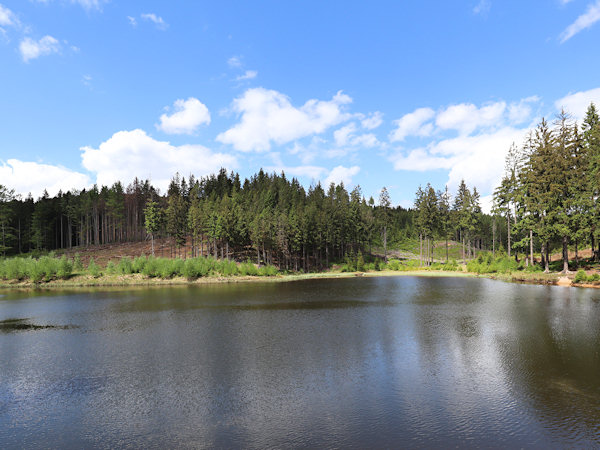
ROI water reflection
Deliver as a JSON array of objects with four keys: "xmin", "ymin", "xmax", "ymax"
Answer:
[{"xmin": 0, "ymin": 277, "xmax": 599, "ymax": 447}]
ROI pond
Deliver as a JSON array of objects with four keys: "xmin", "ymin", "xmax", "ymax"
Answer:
[{"xmin": 1, "ymin": 276, "xmax": 599, "ymax": 448}]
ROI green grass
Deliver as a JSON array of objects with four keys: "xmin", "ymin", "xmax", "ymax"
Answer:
[{"xmin": 0, "ymin": 254, "xmax": 280, "ymax": 284}]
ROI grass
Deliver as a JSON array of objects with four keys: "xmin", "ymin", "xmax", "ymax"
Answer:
[{"xmin": 0, "ymin": 253, "xmax": 279, "ymax": 286}]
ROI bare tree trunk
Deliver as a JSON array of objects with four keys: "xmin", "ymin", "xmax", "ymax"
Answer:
[
  {"xmin": 530, "ymin": 229, "xmax": 534, "ymax": 266},
  {"xmin": 492, "ymin": 218, "xmax": 496, "ymax": 258},
  {"xmin": 507, "ymin": 214, "xmax": 511, "ymax": 258},
  {"xmin": 562, "ymin": 235, "xmax": 569, "ymax": 273},
  {"xmin": 419, "ymin": 233, "xmax": 423, "ymax": 267}
]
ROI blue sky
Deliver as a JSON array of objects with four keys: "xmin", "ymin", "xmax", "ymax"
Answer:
[{"xmin": 1, "ymin": 0, "xmax": 600, "ymax": 210}]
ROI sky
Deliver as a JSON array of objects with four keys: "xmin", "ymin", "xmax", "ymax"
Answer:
[{"xmin": 2, "ymin": 0, "xmax": 600, "ymax": 211}]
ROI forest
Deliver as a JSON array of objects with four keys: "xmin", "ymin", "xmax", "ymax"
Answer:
[
  {"xmin": 0, "ymin": 167, "xmax": 493, "ymax": 271},
  {"xmin": 0, "ymin": 102, "xmax": 598, "ymax": 275}
]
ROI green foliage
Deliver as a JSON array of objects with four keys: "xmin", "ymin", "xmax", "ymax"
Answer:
[
  {"xmin": 87, "ymin": 258, "xmax": 101, "ymax": 278},
  {"xmin": 466, "ymin": 254, "xmax": 519, "ymax": 274},
  {"xmin": 73, "ymin": 253, "xmax": 83, "ymax": 271},
  {"xmin": 116, "ymin": 257, "xmax": 133, "ymax": 274},
  {"xmin": 574, "ymin": 269, "xmax": 588, "ymax": 283},
  {"xmin": 57, "ymin": 255, "xmax": 73, "ymax": 279}
]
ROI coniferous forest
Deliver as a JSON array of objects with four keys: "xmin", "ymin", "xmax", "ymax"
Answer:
[{"xmin": 0, "ymin": 102, "xmax": 599, "ymax": 275}]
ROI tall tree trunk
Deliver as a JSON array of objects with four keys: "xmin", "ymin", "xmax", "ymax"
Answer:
[
  {"xmin": 492, "ymin": 218, "xmax": 496, "ymax": 258},
  {"xmin": 562, "ymin": 235, "xmax": 569, "ymax": 273},
  {"xmin": 543, "ymin": 241, "xmax": 550, "ymax": 273},
  {"xmin": 507, "ymin": 214, "xmax": 511, "ymax": 258},
  {"xmin": 419, "ymin": 233, "xmax": 423, "ymax": 267},
  {"xmin": 529, "ymin": 229, "xmax": 534, "ymax": 266},
  {"xmin": 575, "ymin": 238, "xmax": 579, "ymax": 269}
]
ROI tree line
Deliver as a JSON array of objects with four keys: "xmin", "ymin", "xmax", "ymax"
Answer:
[{"xmin": 0, "ymin": 169, "xmax": 426, "ymax": 270}]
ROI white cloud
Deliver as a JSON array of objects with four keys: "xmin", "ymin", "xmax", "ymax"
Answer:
[
  {"xmin": 473, "ymin": 0, "xmax": 491, "ymax": 16},
  {"xmin": 361, "ymin": 111, "xmax": 383, "ymax": 130},
  {"xmin": 0, "ymin": 159, "xmax": 90, "ymax": 198},
  {"xmin": 71, "ymin": 0, "xmax": 105, "ymax": 10},
  {"xmin": 0, "ymin": 4, "xmax": 19, "ymax": 27},
  {"xmin": 19, "ymin": 35, "xmax": 61, "ymax": 62},
  {"xmin": 436, "ymin": 101, "xmax": 506, "ymax": 135},
  {"xmin": 217, "ymin": 88, "xmax": 352, "ymax": 152},
  {"xmin": 389, "ymin": 107, "xmax": 435, "ymax": 142},
  {"xmin": 81, "ymin": 129, "xmax": 237, "ymax": 192},
  {"xmin": 560, "ymin": 0, "xmax": 600, "ymax": 43},
  {"xmin": 236, "ymin": 70, "xmax": 257, "ymax": 81},
  {"xmin": 127, "ymin": 16, "xmax": 137, "ymax": 27},
  {"xmin": 333, "ymin": 123, "xmax": 379, "ymax": 148},
  {"xmin": 324, "ymin": 165, "xmax": 360, "ymax": 187},
  {"xmin": 391, "ymin": 126, "xmax": 528, "ymax": 195},
  {"xmin": 141, "ymin": 13, "xmax": 167, "ymax": 30},
  {"xmin": 228, "ymin": 56, "xmax": 242, "ymax": 68},
  {"xmin": 508, "ymin": 96, "xmax": 540, "ymax": 124},
  {"xmin": 33, "ymin": 0, "xmax": 107, "ymax": 10},
  {"xmin": 555, "ymin": 87, "xmax": 600, "ymax": 120},
  {"xmin": 157, "ymin": 98, "xmax": 211, "ymax": 135},
  {"xmin": 390, "ymin": 148, "xmax": 456, "ymax": 172},
  {"xmin": 266, "ymin": 163, "xmax": 327, "ymax": 181}
]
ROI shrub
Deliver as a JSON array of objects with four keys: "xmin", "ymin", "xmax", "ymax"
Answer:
[
  {"xmin": 574, "ymin": 269, "xmax": 588, "ymax": 284},
  {"xmin": 105, "ymin": 261, "xmax": 116, "ymax": 275},
  {"xmin": 57, "ymin": 255, "xmax": 73, "ymax": 279},
  {"xmin": 73, "ymin": 253, "xmax": 83, "ymax": 271},
  {"xmin": 116, "ymin": 257, "xmax": 133, "ymax": 274},
  {"xmin": 87, "ymin": 258, "xmax": 101, "ymax": 278},
  {"xmin": 239, "ymin": 261, "xmax": 258, "ymax": 276},
  {"xmin": 132, "ymin": 256, "xmax": 148, "ymax": 273}
]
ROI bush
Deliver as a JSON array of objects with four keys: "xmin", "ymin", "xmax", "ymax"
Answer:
[
  {"xmin": 57, "ymin": 255, "xmax": 73, "ymax": 279},
  {"xmin": 239, "ymin": 261, "xmax": 258, "ymax": 276},
  {"xmin": 574, "ymin": 269, "xmax": 588, "ymax": 284},
  {"xmin": 87, "ymin": 258, "xmax": 101, "ymax": 278},
  {"xmin": 116, "ymin": 257, "xmax": 133, "ymax": 275},
  {"xmin": 73, "ymin": 253, "xmax": 83, "ymax": 271},
  {"xmin": 132, "ymin": 256, "xmax": 148, "ymax": 273}
]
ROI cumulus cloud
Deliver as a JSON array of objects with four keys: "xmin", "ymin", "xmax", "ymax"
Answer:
[
  {"xmin": 19, "ymin": 35, "xmax": 61, "ymax": 62},
  {"xmin": 157, "ymin": 98, "xmax": 211, "ymax": 135},
  {"xmin": 436, "ymin": 101, "xmax": 506, "ymax": 135},
  {"xmin": 0, "ymin": 159, "xmax": 90, "ymax": 198},
  {"xmin": 266, "ymin": 163, "xmax": 327, "ymax": 181},
  {"xmin": 81, "ymin": 129, "xmax": 237, "ymax": 192},
  {"xmin": 389, "ymin": 107, "xmax": 435, "ymax": 142},
  {"xmin": 324, "ymin": 165, "xmax": 361, "ymax": 187},
  {"xmin": 361, "ymin": 111, "xmax": 384, "ymax": 130},
  {"xmin": 508, "ymin": 96, "xmax": 540, "ymax": 124},
  {"xmin": 390, "ymin": 126, "xmax": 528, "ymax": 194},
  {"xmin": 141, "ymin": 13, "xmax": 167, "ymax": 30},
  {"xmin": 560, "ymin": 0, "xmax": 600, "ymax": 43},
  {"xmin": 217, "ymin": 88, "xmax": 352, "ymax": 152},
  {"xmin": 333, "ymin": 123, "xmax": 379, "ymax": 148},
  {"xmin": 555, "ymin": 87, "xmax": 600, "ymax": 120}
]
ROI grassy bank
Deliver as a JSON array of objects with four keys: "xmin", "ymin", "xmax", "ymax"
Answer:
[{"xmin": 0, "ymin": 252, "xmax": 586, "ymax": 290}]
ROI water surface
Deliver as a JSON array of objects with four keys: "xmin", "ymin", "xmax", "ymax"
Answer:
[{"xmin": 1, "ymin": 276, "xmax": 599, "ymax": 448}]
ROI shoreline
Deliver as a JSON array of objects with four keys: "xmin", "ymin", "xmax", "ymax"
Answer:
[{"xmin": 1, "ymin": 269, "xmax": 591, "ymax": 292}]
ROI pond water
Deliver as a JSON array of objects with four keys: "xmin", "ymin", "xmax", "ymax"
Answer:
[{"xmin": 1, "ymin": 276, "xmax": 599, "ymax": 448}]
